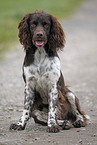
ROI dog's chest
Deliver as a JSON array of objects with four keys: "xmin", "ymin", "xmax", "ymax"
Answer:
[{"xmin": 24, "ymin": 48, "xmax": 60, "ymax": 102}]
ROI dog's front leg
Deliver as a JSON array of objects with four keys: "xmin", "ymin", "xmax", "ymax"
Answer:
[
  {"xmin": 47, "ymin": 84, "xmax": 59, "ymax": 133},
  {"xmin": 10, "ymin": 82, "xmax": 35, "ymax": 130}
]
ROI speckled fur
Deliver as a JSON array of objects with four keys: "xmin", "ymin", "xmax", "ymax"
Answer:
[
  {"xmin": 10, "ymin": 11, "xmax": 89, "ymax": 132},
  {"xmin": 22, "ymin": 47, "xmax": 60, "ymax": 128}
]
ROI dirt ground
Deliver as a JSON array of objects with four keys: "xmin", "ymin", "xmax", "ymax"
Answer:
[{"xmin": 0, "ymin": 0, "xmax": 97, "ymax": 144}]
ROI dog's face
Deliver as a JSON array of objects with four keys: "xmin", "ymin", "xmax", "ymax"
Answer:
[
  {"xmin": 18, "ymin": 11, "xmax": 65, "ymax": 52},
  {"xmin": 29, "ymin": 13, "xmax": 51, "ymax": 48}
]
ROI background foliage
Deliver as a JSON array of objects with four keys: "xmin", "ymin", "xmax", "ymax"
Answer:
[{"xmin": 0, "ymin": 0, "xmax": 85, "ymax": 53}]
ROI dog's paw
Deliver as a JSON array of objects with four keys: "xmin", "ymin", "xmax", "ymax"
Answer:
[
  {"xmin": 9, "ymin": 123, "xmax": 25, "ymax": 131},
  {"xmin": 73, "ymin": 120, "xmax": 85, "ymax": 128},
  {"xmin": 62, "ymin": 120, "xmax": 71, "ymax": 130},
  {"xmin": 47, "ymin": 125, "xmax": 60, "ymax": 133}
]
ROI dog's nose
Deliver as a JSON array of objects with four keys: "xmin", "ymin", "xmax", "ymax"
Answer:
[{"xmin": 36, "ymin": 32, "xmax": 43, "ymax": 37}]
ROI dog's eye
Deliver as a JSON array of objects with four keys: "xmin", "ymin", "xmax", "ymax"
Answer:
[
  {"xmin": 31, "ymin": 22, "xmax": 37, "ymax": 28},
  {"xmin": 31, "ymin": 23, "xmax": 36, "ymax": 27},
  {"xmin": 43, "ymin": 23, "xmax": 49, "ymax": 28}
]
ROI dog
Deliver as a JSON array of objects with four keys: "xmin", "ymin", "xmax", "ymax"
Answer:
[{"xmin": 10, "ymin": 11, "xmax": 89, "ymax": 133}]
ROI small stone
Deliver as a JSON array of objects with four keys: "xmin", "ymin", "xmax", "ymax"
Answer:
[
  {"xmin": 25, "ymin": 139, "xmax": 27, "ymax": 141},
  {"xmin": 0, "ymin": 133, "xmax": 6, "ymax": 136},
  {"xmin": 8, "ymin": 108, "xmax": 14, "ymax": 111},
  {"xmin": 91, "ymin": 134, "xmax": 96, "ymax": 137},
  {"xmin": 48, "ymin": 140, "xmax": 51, "ymax": 143},
  {"xmin": 79, "ymin": 139, "xmax": 83, "ymax": 144}
]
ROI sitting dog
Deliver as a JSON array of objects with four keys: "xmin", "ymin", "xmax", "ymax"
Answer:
[{"xmin": 10, "ymin": 11, "xmax": 89, "ymax": 133}]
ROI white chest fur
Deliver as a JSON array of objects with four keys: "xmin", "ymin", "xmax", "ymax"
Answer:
[{"xmin": 24, "ymin": 47, "xmax": 61, "ymax": 103}]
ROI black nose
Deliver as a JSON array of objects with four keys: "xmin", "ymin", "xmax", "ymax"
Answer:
[{"xmin": 36, "ymin": 32, "xmax": 43, "ymax": 37}]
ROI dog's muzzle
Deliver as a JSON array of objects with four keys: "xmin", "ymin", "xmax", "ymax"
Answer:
[{"xmin": 32, "ymin": 27, "xmax": 47, "ymax": 47}]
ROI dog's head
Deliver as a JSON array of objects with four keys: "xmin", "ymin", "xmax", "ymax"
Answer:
[{"xmin": 18, "ymin": 11, "xmax": 65, "ymax": 52}]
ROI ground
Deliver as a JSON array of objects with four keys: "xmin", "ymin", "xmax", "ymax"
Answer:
[{"xmin": 0, "ymin": 0, "xmax": 97, "ymax": 144}]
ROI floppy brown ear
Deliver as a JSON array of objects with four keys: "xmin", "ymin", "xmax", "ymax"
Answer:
[
  {"xmin": 48, "ymin": 15, "xmax": 66, "ymax": 52},
  {"xmin": 18, "ymin": 14, "xmax": 32, "ymax": 51}
]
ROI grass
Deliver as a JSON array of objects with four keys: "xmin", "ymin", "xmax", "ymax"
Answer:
[{"xmin": 0, "ymin": 0, "xmax": 85, "ymax": 54}]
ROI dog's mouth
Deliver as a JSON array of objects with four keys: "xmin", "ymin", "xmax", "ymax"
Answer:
[{"xmin": 32, "ymin": 40, "xmax": 47, "ymax": 47}]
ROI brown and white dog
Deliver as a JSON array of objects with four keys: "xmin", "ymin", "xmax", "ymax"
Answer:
[{"xmin": 10, "ymin": 11, "xmax": 89, "ymax": 133}]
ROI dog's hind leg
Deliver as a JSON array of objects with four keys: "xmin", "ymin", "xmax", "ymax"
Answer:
[
  {"xmin": 73, "ymin": 96, "xmax": 90, "ymax": 127},
  {"xmin": 67, "ymin": 92, "xmax": 89, "ymax": 128}
]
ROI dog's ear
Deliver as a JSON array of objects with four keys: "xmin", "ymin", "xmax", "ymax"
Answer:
[
  {"xmin": 48, "ymin": 15, "xmax": 66, "ymax": 52},
  {"xmin": 18, "ymin": 14, "xmax": 32, "ymax": 51}
]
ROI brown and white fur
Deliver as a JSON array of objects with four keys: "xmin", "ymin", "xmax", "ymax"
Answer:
[{"xmin": 10, "ymin": 11, "xmax": 89, "ymax": 133}]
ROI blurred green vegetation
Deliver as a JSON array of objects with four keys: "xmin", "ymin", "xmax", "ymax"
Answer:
[{"xmin": 0, "ymin": 0, "xmax": 85, "ymax": 54}]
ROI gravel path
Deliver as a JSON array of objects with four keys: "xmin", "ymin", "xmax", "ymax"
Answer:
[{"xmin": 0, "ymin": 0, "xmax": 97, "ymax": 144}]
